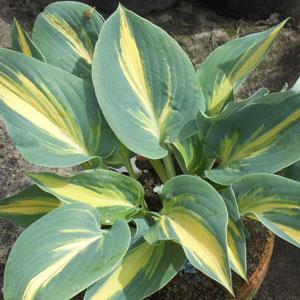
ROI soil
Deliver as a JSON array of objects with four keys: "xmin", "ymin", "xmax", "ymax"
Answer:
[
  {"xmin": 1, "ymin": 0, "xmax": 300, "ymax": 299},
  {"xmin": 138, "ymin": 172, "xmax": 163, "ymax": 212},
  {"xmin": 149, "ymin": 220, "xmax": 270, "ymax": 300}
]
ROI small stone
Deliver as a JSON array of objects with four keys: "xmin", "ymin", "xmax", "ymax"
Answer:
[
  {"xmin": 193, "ymin": 31, "xmax": 212, "ymax": 40},
  {"xmin": 212, "ymin": 29, "xmax": 229, "ymax": 44},
  {"xmin": 268, "ymin": 13, "xmax": 280, "ymax": 24}
]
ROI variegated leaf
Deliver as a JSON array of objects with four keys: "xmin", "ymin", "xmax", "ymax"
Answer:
[
  {"xmin": 0, "ymin": 185, "xmax": 60, "ymax": 227},
  {"xmin": 173, "ymin": 133, "xmax": 208, "ymax": 175},
  {"xmin": 3, "ymin": 203, "xmax": 131, "ymax": 300},
  {"xmin": 197, "ymin": 20, "xmax": 287, "ymax": 116},
  {"xmin": 233, "ymin": 174, "xmax": 300, "ymax": 247},
  {"xmin": 32, "ymin": 1, "xmax": 104, "ymax": 80},
  {"xmin": 204, "ymin": 91, "xmax": 300, "ymax": 184},
  {"xmin": 220, "ymin": 188, "xmax": 247, "ymax": 280},
  {"xmin": 144, "ymin": 175, "xmax": 232, "ymax": 293},
  {"xmin": 11, "ymin": 18, "xmax": 45, "ymax": 61},
  {"xmin": 85, "ymin": 218, "xmax": 186, "ymax": 300},
  {"xmin": 28, "ymin": 169, "xmax": 146, "ymax": 225},
  {"xmin": 0, "ymin": 48, "xmax": 117, "ymax": 167},
  {"xmin": 92, "ymin": 6, "xmax": 203, "ymax": 159},
  {"xmin": 173, "ymin": 112, "xmax": 213, "ymax": 175}
]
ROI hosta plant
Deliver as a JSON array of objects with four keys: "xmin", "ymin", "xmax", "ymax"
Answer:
[{"xmin": 1, "ymin": 1, "xmax": 300, "ymax": 299}]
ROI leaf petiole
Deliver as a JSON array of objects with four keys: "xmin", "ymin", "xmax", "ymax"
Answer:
[
  {"xmin": 163, "ymin": 151, "xmax": 176, "ymax": 180},
  {"xmin": 149, "ymin": 159, "xmax": 168, "ymax": 183}
]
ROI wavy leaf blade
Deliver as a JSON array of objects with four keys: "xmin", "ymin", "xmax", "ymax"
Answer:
[
  {"xmin": 3, "ymin": 203, "xmax": 131, "ymax": 300},
  {"xmin": 32, "ymin": 1, "xmax": 104, "ymax": 80},
  {"xmin": 11, "ymin": 18, "xmax": 45, "ymax": 61},
  {"xmin": 0, "ymin": 185, "xmax": 60, "ymax": 227},
  {"xmin": 205, "ymin": 91, "xmax": 300, "ymax": 184},
  {"xmin": 233, "ymin": 174, "xmax": 300, "ymax": 247},
  {"xmin": 28, "ymin": 169, "xmax": 145, "ymax": 225},
  {"xmin": 197, "ymin": 20, "xmax": 286, "ymax": 116},
  {"xmin": 92, "ymin": 6, "xmax": 203, "ymax": 159},
  {"xmin": 0, "ymin": 49, "xmax": 116, "ymax": 167},
  {"xmin": 85, "ymin": 219, "xmax": 186, "ymax": 300},
  {"xmin": 145, "ymin": 175, "xmax": 232, "ymax": 292}
]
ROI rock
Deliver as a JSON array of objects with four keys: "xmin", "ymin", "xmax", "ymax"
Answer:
[
  {"xmin": 268, "ymin": 13, "xmax": 280, "ymax": 24},
  {"xmin": 95, "ymin": 0, "xmax": 178, "ymax": 14},
  {"xmin": 212, "ymin": 28, "xmax": 229, "ymax": 45}
]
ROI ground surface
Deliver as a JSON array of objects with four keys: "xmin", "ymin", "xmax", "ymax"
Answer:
[{"xmin": 1, "ymin": 0, "xmax": 300, "ymax": 299}]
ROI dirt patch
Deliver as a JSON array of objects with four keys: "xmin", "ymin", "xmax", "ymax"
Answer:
[{"xmin": 138, "ymin": 172, "xmax": 162, "ymax": 212}]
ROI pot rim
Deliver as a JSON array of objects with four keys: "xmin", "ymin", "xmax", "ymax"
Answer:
[{"xmin": 227, "ymin": 231, "xmax": 275, "ymax": 300}]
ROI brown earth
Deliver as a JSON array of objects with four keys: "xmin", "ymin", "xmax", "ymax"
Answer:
[{"xmin": 1, "ymin": 0, "xmax": 300, "ymax": 299}]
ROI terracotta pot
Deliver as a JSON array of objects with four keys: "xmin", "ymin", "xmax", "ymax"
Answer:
[{"xmin": 227, "ymin": 231, "xmax": 275, "ymax": 300}]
